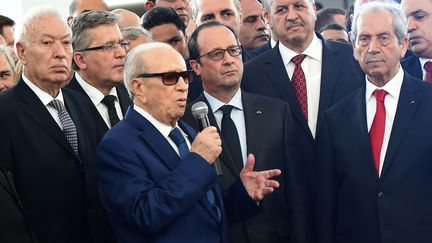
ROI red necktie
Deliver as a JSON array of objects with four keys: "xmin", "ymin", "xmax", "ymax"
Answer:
[
  {"xmin": 424, "ymin": 61, "xmax": 432, "ymax": 82},
  {"xmin": 291, "ymin": 54, "xmax": 308, "ymax": 121},
  {"xmin": 369, "ymin": 89, "xmax": 387, "ymax": 174}
]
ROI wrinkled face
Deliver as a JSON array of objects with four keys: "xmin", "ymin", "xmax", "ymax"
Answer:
[
  {"xmin": 0, "ymin": 54, "xmax": 14, "ymax": 92},
  {"xmin": 17, "ymin": 16, "xmax": 72, "ymax": 91},
  {"xmin": 268, "ymin": 0, "xmax": 316, "ymax": 53},
  {"xmin": 191, "ymin": 26, "xmax": 243, "ymax": 95},
  {"xmin": 75, "ymin": 24, "xmax": 126, "ymax": 89},
  {"xmin": 156, "ymin": 0, "xmax": 191, "ymax": 26},
  {"xmin": 128, "ymin": 36, "xmax": 150, "ymax": 53},
  {"xmin": 239, "ymin": 0, "xmax": 270, "ymax": 49},
  {"xmin": 195, "ymin": 0, "xmax": 242, "ymax": 34},
  {"xmin": 149, "ymin": 23, "xmax": 189, "ymax": 59},
  {"xmin": 136, "ymin": 48, "xmax": 188, "ymax": 126},
  {"xmin": 403, "ymin": 0, "xmax": 432, "ymax": 58},
  {"xmin": 320, "ymin": 29, "xmax": 349, "ymax": 43},
  {"xmin": 353, "ymin": 11, "xmax": 408, "ymax": 86}
]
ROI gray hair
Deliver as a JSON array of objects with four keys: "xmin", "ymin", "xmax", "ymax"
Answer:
[
  {"xmin": 70, "ymin": 10, "xmax": 119, "ymax": 70},
  {"xmin": 0, "ymin": 44, "xmax": 15, "ymax": 72},
  {"xmin": 18, "ymin": 6, "xmax": 69, "ymax": 45},
  {"xmin": 351, "ymin": 1, "xmax": 407, "ymax": 44},
  {"xmin": 190, "ymin": 0, "xmax": 241, "ymax": 21},
  {"xmin": 121, "ymin": 27, "xmax": 153, "ymax": 42}
]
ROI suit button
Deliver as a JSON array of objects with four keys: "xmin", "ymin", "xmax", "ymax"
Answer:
[{"xmin": 378, "ymin": 192, "xmax": 384, "ymax": 198}]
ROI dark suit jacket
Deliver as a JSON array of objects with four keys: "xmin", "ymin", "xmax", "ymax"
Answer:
[
  {"xmin": 248, "ymin": 40, "xmax": 272, "ymax": 60},
  {"xmin": 181, "ymin": 91, "xmax": 311, "ymax": 243},
  {"xmin": 242, "ymin": 36, "xmax": 364, "ymax": 186},
  {"xmin": 97, "ymin": 107, "xmax": 260, "ymax": 243},
  {"xmin": 0, "ymin": 79, "xmax": 116, "ymax": 243},
  {"xmin": 66, "ymin": 74, "xmax": 131, "ymax": 135},
  {"xmin": 401, "ymin": 54, "xmax": 423, "ymax": 80},
  {"xmin": 0, "ymin": 164, "xmax": 37, "ymax": 243},
  {"xmin": 315, "ymin": 73, "xmax": 432, "ymax": 243}
]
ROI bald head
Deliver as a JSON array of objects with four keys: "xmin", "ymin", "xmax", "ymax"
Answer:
[
  {"xmin": 112, "ymin": 9, "xmax": 141, "ymax": 29},
  {"xmin": 68, "ymin": 0, "xmax": 108, "ymax": 21}
]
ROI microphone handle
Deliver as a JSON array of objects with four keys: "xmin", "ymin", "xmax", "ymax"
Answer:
[
  {"xmin": 213, "ymin": 158, "xmax": 223, "ymax": 176},
  {"xmin": 197, "ymin": 115, "xmax": 223, "ymax": 176}
]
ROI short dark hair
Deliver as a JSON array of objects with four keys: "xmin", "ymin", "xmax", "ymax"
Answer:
[
  {"xmin": 319, "ymin": 22, "xmax": 347, "ymax": 33},
  {"xmin": 0, "ymin": 15, "xmax": 15, "ymax": 36},
  {"xmin": 315, "ymin": 8, "xmax": 346, "ymax": 32},
  {"xmin": 141, "ymin": 6, "xmax": 186, "ymax": 34},
  {"xmin": 188, "ymin": 21, "xmax": 239, "ymax": 61}
]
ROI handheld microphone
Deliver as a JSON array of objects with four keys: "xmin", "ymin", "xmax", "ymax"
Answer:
[{"xmin": 191, "ymin": 101, "xmax": 223, "ymax": 176}]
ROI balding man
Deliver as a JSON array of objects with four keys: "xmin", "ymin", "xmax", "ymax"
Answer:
[
  {"xmin": 239, "ymin": 0, "xmax": 271, "ymax": 51},
  {"xmin": 67, "ymin": 0, "xmax": 108, "ymax": 23},
  {"xmin": 97, "ymin": 42, "xmax": 281, "ymax": 242},
  {"xmin": 112, "ymin": 8, "xmax": 141, "ymax": 29}
]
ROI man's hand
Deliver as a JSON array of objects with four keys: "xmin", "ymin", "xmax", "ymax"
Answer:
[
  {"xmin": 240, "ymin": 154, "xmax": 281, "ymax": 201},
  {"xmin": 190, "ymin": 126, "xmax": 222, "ymax": 164}
]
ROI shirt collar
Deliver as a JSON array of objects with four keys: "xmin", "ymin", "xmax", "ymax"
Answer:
[
  {"xmin": 22, "ymin": 74, "xmax": 64, "ymax": 106},
  {"xmin": 133, "ymin": 105, "xmax": 177, "ymax": 139},
  {"xmin": 203, "ymin": 88, "xmax": 243, "ymax": 113},
  {"xmin": 279, "ymin": 33, "xmax": 323, "ymax": 67},
  {"xmin": 365, "ymin": 64, "xmax": 404, "ymax": 102},
  {"xmin": 419, "ymin": 57, "xmax": 432, "ymax": 71},
  {"xmin": 75, "ymin": 73, "xmax": 119, "ymax": 106}
]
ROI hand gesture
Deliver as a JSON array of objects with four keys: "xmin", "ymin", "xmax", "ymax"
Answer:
[{"xmin": 190, "ymin": 126, "xmax": 222, "ymax": 164}]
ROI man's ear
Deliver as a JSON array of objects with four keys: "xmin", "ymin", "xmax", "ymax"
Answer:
[
  {"xmin": 130, "ymin": 78, "xmax": 147, "ymax": 104},
  {"xmin": 15, "ymin": 42, "xmax": 27, "ymax": 65},
  {"xmin": 189, "ymin": 59, "xmax": 201, "ymax": 76},
  {"xmin": 74, "ymin": 52, "xmax": 87, "ymax": 70},
  {"xmin": 145, "ymin": 1, "xmax": 155, "ymax": 11}
]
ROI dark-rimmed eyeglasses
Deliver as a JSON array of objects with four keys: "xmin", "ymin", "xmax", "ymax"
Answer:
[
  {"xmin": 197, "ymin": 45, "xmax": 242, "ymax": 61},
  {"xmin": 77, "ymin": 40, "xmax": 130, "ymax": 52},
  {"xmin": 135, "ymin": 70, "xmax": 194, "ymax": 86}
]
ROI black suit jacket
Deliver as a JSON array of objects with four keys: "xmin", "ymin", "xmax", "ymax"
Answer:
[
  {"xmin": 182, "ymin": 91, "xmax": 311, "ymax": 243},
  {"xmin": 66, "ymin": 74, "xmax": 131, "ymax": 135},
  {"xmin": 0, "ymin": 164, "xmax": 37, "ymax": 243},
  {"xmin": 316, "ymin": 73, "xmax": 432, "ymax": 243},
  {"xmin": 242, "ymin": 36, "xmax": 364, "ymax": 185},
  {"xmin": 0, "ymin": 80, "xmax": 116, "ymax": 243},
  {"xmin": 401, "ymin": 54, "xmax": 423, "ymax": 80}
]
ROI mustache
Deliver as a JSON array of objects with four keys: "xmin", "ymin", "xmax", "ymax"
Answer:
[
  {"xmin": 286, "ymin": 20, "xmax": 304, "ymax": 29},
  {"xmin": 365, "ymin": 54, "xmax": 385, "ymax": 63}
]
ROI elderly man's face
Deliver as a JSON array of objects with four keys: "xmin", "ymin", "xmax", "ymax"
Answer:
[
  {"xmin": 403, "ymin": 0, "xmax": 432, "ymax": 59},
  {"xmin": 136, "ymin": 47, "xmax": 189, "ymax": 126},
  {"xmin": 353, "ymin": 10, "xmax": 408, "ymax": 86},
  {"xmin": 0, "ymin": 53, "xmax": 14, "ymax": 92},
  {"xmin": 17, "ymin": 15, "xmax": 72, "ymax": 91},
  {"xmin": 156, "ymin": 0, "xmax": 190, "ymax": 27},
  {"xmin": 195, "ymin": 0, "xmax": 242, "ymax": 34},
  {"xmin": 239, "ymin": 0, "xmax": 270, "ymax": 49}
]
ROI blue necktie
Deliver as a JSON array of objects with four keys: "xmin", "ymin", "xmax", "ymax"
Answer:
[{"xmin": 169, "ymin": 127, "xmax": 221, "ymax": 221}]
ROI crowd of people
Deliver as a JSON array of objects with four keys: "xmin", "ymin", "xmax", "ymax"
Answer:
[{"xmin": 0, "ymin": 0, "xmax": 431, "ymax": 242}]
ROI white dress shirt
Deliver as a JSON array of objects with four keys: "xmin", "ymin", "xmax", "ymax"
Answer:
[
  {"xmin": 204, "ymin": 89, "xmax": 247, "ymax": 166},
  {"xmin": 279, "ymin": 34, "xmax": 323, "ymax": 138},
  {"xmin": 365, "ymin": 66, "xmax": 404, "ymax": 176},
  {"xmin": 419, "ymin": 57, "xmax": 432, "ymax": 81},
  {"xmin": 133, "ymin": 105, "xmax": 191, "ymax": 155},
  {"xmin": 22, "ymin": 74, "xmax": 65, "ymax": 130},
  {"xmin": 75, "ymin": 73, "xmax": 123, "ymax": 128}
]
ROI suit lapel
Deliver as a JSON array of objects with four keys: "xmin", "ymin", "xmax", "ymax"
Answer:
[
  {"xmin": 116, "ymin": 84, "xmax": 131, "ymax": 115},
  {"xmin": 381, "ymin": 74, "xmax": 420, "ymax": 178},
  {"xmin": 264, "ymin": 44, "xmax": 312, "ymax": 137},
  {"xmin": 242, "ymin": 92, "xmax": 263, "ymax": 164},
  {"xmin": 16, "ymin": 81, "xmax": 79, "ymax": 160},
  {"xmin": 63, "ymin": 91, "xmax": 85, "ymax": 162}
]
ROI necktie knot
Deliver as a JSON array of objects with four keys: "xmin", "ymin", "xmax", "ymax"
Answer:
[
  {"xmin": 291, "ymin": 54, "xmax": 307, "ymax": 66},
  {"xmin": 424, "ymin": 61, "xmax": 432, "ymax": 72},
  {"xmin": 169, "ymin": 127, "xmax": 189, "ymax": 158},
  {"xmin": 220, "ymin": 105, "xmax": 234, "ymax": 116},
  {"xmin": 373, "ymin": 89, "xmax": 387, "ymax": 103},
  {"xmin": 101, "ymin": 95, "xmax": 117, "ymax": 108},
  {"xmin": 49, "ymin": 99, "xmax": 65, "ymax": 112}
]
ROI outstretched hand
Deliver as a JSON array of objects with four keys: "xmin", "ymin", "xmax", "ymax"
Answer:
[{"xmin": 240, "ymin": 154, "xmax": 281, "ymax": 201}]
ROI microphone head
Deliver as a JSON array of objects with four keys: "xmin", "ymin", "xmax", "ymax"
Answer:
[{"xmin": 191, "ymin": 101, "xmax": 208, "ymax": 119}]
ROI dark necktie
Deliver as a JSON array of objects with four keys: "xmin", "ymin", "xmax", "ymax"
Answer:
[
  {"xmin": 169, "ymin": 127, "xmax": 221, "ymax": 221},
  {"xmin": 424, "ymin": 61, "xmax": 432, "ymax": 82},
  {"xmin": 369, "ymin": 89, "xmax": 387, "ymax": 175},
  {"xmin": 49, "ymin": 99, "xmax": 79, "ymax": 155},
  {"xmin": 220, "ymin": 105, "xmax": 243, "ymax": 170},
  {"xmin": 291, "ymin": 54, "xmax": 308, "ymax": 121},
  {"xmin": 101, "ymin": 95, "xmax": 120, "ymax": 127}
]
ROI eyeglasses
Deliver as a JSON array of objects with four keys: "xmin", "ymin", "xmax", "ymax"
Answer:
[
  {"xmin": 198, "ymin": 45, "xmax": 242, "ymax": 61},
  {"xmin": 77, "ymin": 40, "xmax": 130, "ymax": 52},
  {"xmin": 135, "ymin": 70, "xmax": 194, "ymax": 86}
]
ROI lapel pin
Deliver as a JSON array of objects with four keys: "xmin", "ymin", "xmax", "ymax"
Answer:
[
  {"xmin": 256, "ymin": 110, "xmax": 262, "ymax": 115},
  {"xmin": 410, "ymin": 100, "xmax": 415, "ymax": 104}
]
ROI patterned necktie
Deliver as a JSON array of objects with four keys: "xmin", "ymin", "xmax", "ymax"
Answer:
[
  {"xmin": 369, "ymin": 90, "xmax": 387, "ymax": 175},
  {"xmin": 291, "ymin": 54, "xmax": 308, "ymax": 121},
  {"xmin": 424, "ymin": 61, "xmax": 432, "ymax": 82},
  {"xmin": 101, "ymin": 95, "xmax": 120, "ymax": 127},
  {"xmin": 169, "ymin": 127, "xmax": 222, "ymax": 221},
  {"xmin": 220, "ymin": 105, "xmax": 243, "ymax": 170},
  {"xmin": 49, "ymin": 99, "xmax": 79, "ymax": 155}
]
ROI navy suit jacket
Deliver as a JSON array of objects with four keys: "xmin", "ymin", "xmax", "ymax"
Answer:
[
  {"xmin": 97, "ymin": 107, "xmax": 259, "ymax": 243},
  {"xmin": 182, "ymin": 91, "xmax": 311, "ymax": 243},
  {"xmin": 242, "ymin": 36, "xmax": 364, "ymax": 186},
  {"xmin": 316, "ymin": 73, "xmax": 432, "ymax": 243},
  {"xmin": 0, "ymin": 79, "xmax": 114, "ymax": 243},
  {"xmin": 401, "ymin": 54, "xmax": 423, "ymax": 80}
]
